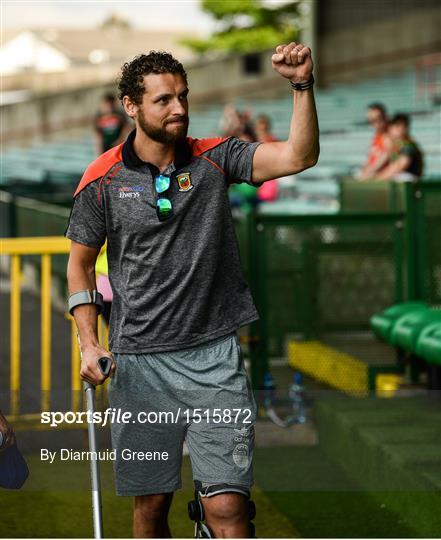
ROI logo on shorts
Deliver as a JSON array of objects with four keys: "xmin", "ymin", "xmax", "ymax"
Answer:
[
  {"xmin": 234, "ymin": 425, "xmax": 253, "ymax": 443},
  {"xmin": 234, "ymin": 426, "xmax": 251, "ymax": 436},
  {"xmin": 177, "ymin": 172, "xmax": 193, "ymax": 192},
  {"xmin": 233, "ymin": 443, "xmax": 249, "ymax": 468}
]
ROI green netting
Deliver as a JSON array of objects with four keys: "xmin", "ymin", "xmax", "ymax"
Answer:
[{"xmin": 255, "ymin": 215, "xmax": 405, "ymax": 357}]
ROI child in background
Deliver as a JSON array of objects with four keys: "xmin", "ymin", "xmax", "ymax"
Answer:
[{"xmin": 95, "ymin": 246, "xmax": 113, "ymax": 325}]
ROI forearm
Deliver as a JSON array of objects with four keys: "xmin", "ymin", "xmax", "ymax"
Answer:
[
  {"xmin": 67, "ymin": 259, "xmax": 99, "ymax": 350},
  {"xmin": 369, "ymin": 152, "xmax": 390, "ymax": 174},
  {"xmin": 376, "ymin": 163, "xmax": 397, "ymax": 180},
  {"xmin": 376, "ymin": 168, "xmax": 393, "ymax": 180},
  {"xmin": 286, "ymin": 87, "xmax": 320, "ymax": 167},
  {"xmin": 252, "ymin": 42, "xmax": 320, "ymax": 183},
  {"xmin": 376, "ymin": 156, "xmax": 409, "ymax": 180},
  {"xmin": 252, "ymin": 89, "xmax": 319, "ymax": 183}
]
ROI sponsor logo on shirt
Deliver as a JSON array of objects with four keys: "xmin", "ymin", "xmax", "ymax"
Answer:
[
  {"xmin": 118, "ymin": 186, "xmax": 144, "ymax": 199},
  {"xmin": 177, "ymin": 172, "xmax": 193, "ymax": 192}
]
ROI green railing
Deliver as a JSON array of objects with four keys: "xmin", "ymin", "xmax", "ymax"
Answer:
[
  {"xmin": 0, "ymin": 191, "xmax": 71, "ymax": 238},
  {"xmin": 0, "ymin": 191, "xmax": 71, "ymax": 296},
  {"xmin": 410, "ymin": 181, "xmax": 441, "ymax": 303}
]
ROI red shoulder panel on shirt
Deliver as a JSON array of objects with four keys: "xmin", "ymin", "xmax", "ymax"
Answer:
[
  {"xmin": 189, "ymin": 137, "xmax": 230, "ymax": 156},
  {"xmin": 73, "ymin": 144, "xmax": 123, "ymax": 198}
]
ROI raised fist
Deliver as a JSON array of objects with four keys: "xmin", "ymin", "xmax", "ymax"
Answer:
[{"xmin": 272, "ymin": 42, "xmax": 313, "ymax": 84}]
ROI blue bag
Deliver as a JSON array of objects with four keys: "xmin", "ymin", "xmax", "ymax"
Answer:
[{"xmin": 0, "ymin": 443, "xmax": 29, "ymax": 489}]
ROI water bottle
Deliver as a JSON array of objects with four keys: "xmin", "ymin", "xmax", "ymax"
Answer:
[
  {"xmin": 262, "ymin": 372, "xmax": 276, "ymax": 410},
  {"xmin": 289, "ymin": 372, "xmax": 306, "ymax": 424}
]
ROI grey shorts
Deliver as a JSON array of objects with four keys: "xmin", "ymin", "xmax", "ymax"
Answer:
[{"xmin": 107, "ymin": 333, "xmax": 257, "ymax": 496}]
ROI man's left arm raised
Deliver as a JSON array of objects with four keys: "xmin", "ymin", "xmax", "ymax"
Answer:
[{"xmin": 252, "ymin": 42, "xmax": 320, "ymax": 184}]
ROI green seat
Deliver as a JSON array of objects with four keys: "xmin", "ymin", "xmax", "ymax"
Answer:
[
  {"xmin": 416, "ymin": 322, "xmax": 441, "ymax": 366},
  {"xmin": 390, "ymin": 310, "xmax": 441, "ymax": 353},
  {"xmin": 370, "ymin": 302, "xmax": 427, "ymax": 342}
]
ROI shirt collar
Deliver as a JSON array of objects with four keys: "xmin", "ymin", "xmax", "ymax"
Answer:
[{"xmin": 122, "ymin": 128, "xmax": 192, "ymax": 172}]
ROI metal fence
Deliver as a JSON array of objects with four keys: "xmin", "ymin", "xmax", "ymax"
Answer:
[{"xmin": 0, "ymin": 236, "xmax": 109, "ymax": 422}]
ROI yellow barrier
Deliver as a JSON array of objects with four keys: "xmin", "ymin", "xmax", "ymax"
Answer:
[
  {"xmin": 287, "ymin": 340, "xmax": 403, "ymax": 397},
  {"xmin": 287, "ymin": 340, "xmax": 369, "ymax": 396},
  {"xmin": 0, "ymin": 236, "xmax": 109, "ymax": 423}
]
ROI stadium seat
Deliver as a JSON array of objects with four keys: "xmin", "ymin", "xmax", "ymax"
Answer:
[
  {"xmin": 389, "ymin": 309, "xmax": 441, "ymax": 353},
  {"xmin": 416, "ymin": 322, "xmax": 441, "ymax": 366},
  {"xmin": 370, "ymin": 302, "xmax": 427, "ymax": 342}
]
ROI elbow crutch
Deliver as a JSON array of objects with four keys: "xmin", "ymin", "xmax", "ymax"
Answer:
[{"xmin": 83, "ymin": 356, "xmax": 112, "ymax": 539}]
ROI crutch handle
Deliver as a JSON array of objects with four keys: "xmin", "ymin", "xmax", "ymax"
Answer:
[
  {"xmin": 98, "ymin": 356, "xmax": 112, "ymax": 377},
  {"xmin": 83, "ymin": 357, "xmax": 112, "ymax": 391}
]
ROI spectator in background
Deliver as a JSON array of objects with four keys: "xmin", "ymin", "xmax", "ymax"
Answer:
[
  {"xmin": 376, "ymin": 113, "xmax": 424, "ymax": 181},
  {"xmin": 94, "ymin": 93, "xmax": 130, "ymax": 155},
  {"xmin": 238, "ymin": 110, "xmax": 257, "ymax": 142},
  {"xmin": 255, "ymin": 115, "xmax": 279, "ymax": 202},
  {"xmin": 357, "ymin": 102, "xmax": 390, "ymax": 179},
  {"xmin": 222, "ymin": 106, "xmax": 260, "ymax": 209},
  {"xmin": 95, "ymin": 245, "xmax": 113, "ymax": 325},
  {"xmin": 220, "ymin": 104, "xmax": 256, "ymax": 141},
  {"xmin": 220, "ymin": 104, "xmax": 242, "ymax": 138},
  {"xmin": 255, "ymin": 114, "xmax": 278, "ymax": 143}
]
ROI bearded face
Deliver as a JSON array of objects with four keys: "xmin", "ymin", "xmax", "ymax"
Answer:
[
  {"xmin": 137, "ymin": 105, "xmax": 189, "ymax": 145},
  {"xmin": 128, "ymin": 72, "xmax": 189, "ymax": 145}
]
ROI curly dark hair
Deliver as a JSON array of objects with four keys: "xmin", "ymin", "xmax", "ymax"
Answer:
[{"xmin": 118, "ymin": 51, "xmax": 188, "ymax": 105}]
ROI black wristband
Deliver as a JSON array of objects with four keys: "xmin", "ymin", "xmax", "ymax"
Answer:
[{"xmin": 289, "ymin": 74, "xmax": 314, "ymax": 91}]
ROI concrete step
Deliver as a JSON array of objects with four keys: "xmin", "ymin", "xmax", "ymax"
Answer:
[{"xmin": 315, "ymin": 395, "xmax": 441, "ymax": 536}]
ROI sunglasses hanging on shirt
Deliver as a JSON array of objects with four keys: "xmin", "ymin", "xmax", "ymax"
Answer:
[{"xmin": 155, "ymin": 174, "xmax": 173, "ymax": 221}]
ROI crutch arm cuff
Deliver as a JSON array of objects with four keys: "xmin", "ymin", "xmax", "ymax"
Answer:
[{"xmin": 68, "ymin": 290, "xmax": 104, "ymax": 315}]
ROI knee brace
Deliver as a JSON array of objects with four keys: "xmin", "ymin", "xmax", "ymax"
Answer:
[{"xmin": 188, "ymin": 481, "xmax": 256, "ymax": 538}]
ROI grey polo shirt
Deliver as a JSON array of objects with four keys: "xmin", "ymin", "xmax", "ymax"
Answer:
[{"xmin": 65, "ymin": 130, "xmax": 260, "ymax": 353}]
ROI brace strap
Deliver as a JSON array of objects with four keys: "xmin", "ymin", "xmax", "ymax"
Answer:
[
  {"xmin": 195, "ymin": 480, "xmax": 250, "ymax": 499},
  {"xmin": 68, "ymin": 289, "xmax": 104, "ymax": 315}
]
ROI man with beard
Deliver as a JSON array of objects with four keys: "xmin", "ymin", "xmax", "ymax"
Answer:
[{"xmin": 66, "ymin": 46, "xmax": 318, "ymax": 538}]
